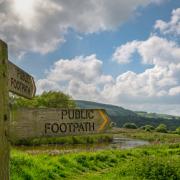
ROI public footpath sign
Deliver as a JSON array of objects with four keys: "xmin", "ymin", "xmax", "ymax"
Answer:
[
  {"xmin": 10, "ymin": 109, "xmax": 110, "ymax": 141},
  {"xmin": 0, "ymin": 39, "xmax": 110, "ymax": 179},
  {"xmin": 8, "ymin": 61, "xmax": 36, "ymax": 99},
  {"xmin": 0, "ymin": 40, "xmax": 36, "ymax": 180}
]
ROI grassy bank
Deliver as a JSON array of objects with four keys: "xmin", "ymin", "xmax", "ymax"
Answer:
[
  {"xmin": 12, "ymin": 129, "xmax": 180, "ymax": 146},
  {"xmin": 12, "ymin": 134, "xmax": 113, "ymax": 146},
  {"xmin": 111, "ymin": 128, "xmax": 180, "ymax": 143},
  {"xmin": 11, "ymin": 143, "xmax": 180, "ymax": 180}
]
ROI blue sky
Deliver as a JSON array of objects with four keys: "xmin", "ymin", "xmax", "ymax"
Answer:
[
  {"xmin": 1, "ymin": 0, "xmax": 180, "ymax": 115},
  {"xmin": 16, "ymin": 0, "xmax": 179, "ymax": 78}
]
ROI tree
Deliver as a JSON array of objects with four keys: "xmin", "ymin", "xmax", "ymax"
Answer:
[
  {"xmin": 12, "ymin": 91, "xmax": 76, "ymax": 108},
  {"xmin": 155, "ymin": 124, "xmax": 167, "ymax": 133},
  {"xmin": 123, "ymin": 123, "xmax": 137, "ymax": 129}
]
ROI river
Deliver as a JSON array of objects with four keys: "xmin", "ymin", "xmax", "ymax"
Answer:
[{"xmin": 14, "ymin": 135, "xmax": 149, "ymax": 155}]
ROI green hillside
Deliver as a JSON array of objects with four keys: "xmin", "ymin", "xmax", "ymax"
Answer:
[
  {"xmin": 76, "ymin": 100, "xmax": 180, "ymax": 130},
  {"xmin": 136, "ymin": 111, "xmax": 180, "ymax": 120}
]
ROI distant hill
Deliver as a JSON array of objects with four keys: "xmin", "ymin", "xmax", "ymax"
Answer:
[{"xmin": 76, "ymin": 100, "xmax": 180, "ymax": 130}]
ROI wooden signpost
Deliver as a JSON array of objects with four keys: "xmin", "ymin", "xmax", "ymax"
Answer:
[
  {"xmin": 0, "ymin": 39, "xmax": 111, "ymax": 179},
  {"xmin": 0, "ymin": 40, "xmax": 10, "ymax": 180},
  {"xmin": 0, "ymin": 40, "xmax": 36, "ymax": 180},
  {"xmin": 8, "ymin": 61, "xmax": 36, "ymax": 99},
  {"xmin": 10, "ymin": 108, "xmax": 110, "ymax": 141}
]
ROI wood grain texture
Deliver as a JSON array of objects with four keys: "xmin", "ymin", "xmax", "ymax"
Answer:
[
  {"xmin": 0, "ymin": 40, "xmax": 10, "ymax": 180},
  {"xmin": 10, "ymin": 108, "xmax": 111, "ymax": 141}
]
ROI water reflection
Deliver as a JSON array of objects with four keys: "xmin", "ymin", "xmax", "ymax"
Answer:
[
  {"xmin": 111, "ymin": 136, "xmax": 149, "ymax": 149},
  {"xmin": 14, "ymin": 136, "xmax": 149, "ymax": 155}
]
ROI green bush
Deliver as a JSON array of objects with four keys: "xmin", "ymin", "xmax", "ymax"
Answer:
[
  {"xmin": 140, "ymin": 125, "xmax": 154, "ymax": 131},
  {"xmin": 134, "ymin": 157, "xmax": 180, "ymax": 180},
  {"xmin": 156, "ymin": 124, "xmax": 167, "ymax": 133},
  {"xmin": 12, "ymin": 91, "xmax": 76, "ymax": 108},
  {"xmin": 123, "ymin": 123, "xmax": 137, "ymax": 129},
  {"xmin": 175, "ymin": 127, "xmax": 180, "ymax": 135}
]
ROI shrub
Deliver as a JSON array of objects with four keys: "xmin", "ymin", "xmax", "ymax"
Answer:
[
  {"xmin": 134, "ymin": 157, "xmax": 180, "ymax": 180},
  {"xmin": 12, "ymin": 91, "xmax": 76, "ymax": 108},
  {"xmin": 155, "ymin": 124, "xmax": 167, "ymax": 133},
  {"xmin": 175, "ymin": 127, "xmax": 180, "ymax": 135},
  {"xmin": 140, "ymin": 125, "xmax": 154, "ymax": 131},
  {"xmin": 123, "ymin": 123, "xmax": 137, "ymax": 129}
]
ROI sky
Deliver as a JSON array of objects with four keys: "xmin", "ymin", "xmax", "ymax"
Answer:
[{"xmin": 0, "ymin": 0, "xmax": 180, "ymax": 115}]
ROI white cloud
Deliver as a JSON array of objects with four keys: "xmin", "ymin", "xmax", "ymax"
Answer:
[
  {"xmin": 68, "ymin": 80, "xmax": 104, "ymax": 102},
  {"xmin": 36, "ymin": 79, "xmax": 61, "ymax": 94},
  {"xmin": 37, "ymin": 55, "xmax": 113, "ymax": 102},
  {"xmin": 138, "ymin": 36, "xmax": 180, "ymax": 65},
  {"xmin": 103, "ymin": 64, "xmax": 180, "ymax": 104},
  {"xmin": 0, "ymin": 0, "xmax": 163, "ymax": 57},
  {"xmin": 169, "ymin": 86, "xmax": 180, "ymax": 96},
  {"xmin": 110, "ymin": 36, "xmax": 180, "ymax": 103},
  {"xmin": 154, "ymin": 8, "xmax": 180, "ymax": 35},
  {"xmin": 113, "ymin": 36, "xmax": 180, "ymax": 65},
  {"xmin": 113, "ymin": 41, "xmax": 141, "ymax": 64},
  {"xmin": 46, "ymin": 54, "xmax": 113, "ymax": 85}
]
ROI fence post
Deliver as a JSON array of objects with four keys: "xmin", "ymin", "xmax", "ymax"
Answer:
[{"xmin": 0, "ymin": 40, "xmax": 10, "ymax": 180}]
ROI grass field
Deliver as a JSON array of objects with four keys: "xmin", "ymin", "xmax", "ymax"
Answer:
[{"xmin": 10, "ymin": 130, "xmax": 180, "ymax": 180}]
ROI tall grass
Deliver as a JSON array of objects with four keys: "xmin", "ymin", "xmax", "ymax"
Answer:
[
  {"xmin": 11, "ymin": 143, "xmax": 180, "ymax": 180},
  {"xmin": 12, "ymin": 134, "xmax": 113, "ymax": 146}
]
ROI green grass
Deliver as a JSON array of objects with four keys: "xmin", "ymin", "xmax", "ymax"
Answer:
[
  {"xmin": 111, "ymin": 128, "xmax": 180, "ymax": 143},
  {"xmin": 12, "ymin": 134, "xmax": 113, "ymax": 146},
  {"xmin": 11, "ymin": 143, "xmax": 180, "ymax": 180},
  {"xmin": 10, "ymin": 130, "xmax": 180, "ymax": 179}
]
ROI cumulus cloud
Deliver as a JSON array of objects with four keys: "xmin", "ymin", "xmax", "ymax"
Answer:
[
  {"xmin": 0, "ymin": 0, "xmax": 162, "ymax": 57},
  {"xmin": 169, "ymin": 86, "xmax": 180, "ymax": 96},
  {"xmin": 46, "ymin": 54, "xmax": 113, "ymax": 85},
  {"xmin": 113, "ymin": 41, "xmax": 141, "ymax": 64},
  {"xmin": 111, "ymin": 36, "xmax": 180, "ymax": 101},
  {"xmin": 113, "ymin": 36, "xmax": 180, "ymax": 65},
  {"xmin": 37, "ymin": 55, "xmax": 113, "ymax": 102},
  {"xmin": 154, "ymin": 8, "xmax": 180, "ymax": 35}
]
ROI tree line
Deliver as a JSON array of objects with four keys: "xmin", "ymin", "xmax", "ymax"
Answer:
[{"xmin": 123, "ymin": 122, "xmax": 180, "ymax": 134}]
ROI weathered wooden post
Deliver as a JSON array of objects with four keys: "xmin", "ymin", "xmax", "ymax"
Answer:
[{"xmin": 0, "ymin": 40, "xmax": 10, "ymax": 179}]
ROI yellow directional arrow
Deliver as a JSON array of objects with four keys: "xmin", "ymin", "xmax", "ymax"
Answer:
[{"xmin": 98, "ymin": 110, "xmax": 110, "ymax": 132}]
